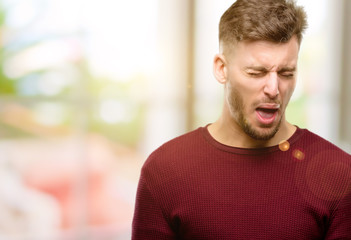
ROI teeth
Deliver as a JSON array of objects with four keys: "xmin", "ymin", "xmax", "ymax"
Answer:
[{"xmin": 257, "ymin": 104, "xmax": 280, "ymax": 109}]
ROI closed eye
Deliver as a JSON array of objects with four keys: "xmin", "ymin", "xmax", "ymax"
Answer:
[
  {"xmin": 247, "ymin": 71, "xmax": 266, "ymax": 77},
  {"xmin": 278, "ymin": 67, "xmax": 296, "ymax": 79},
  {"xmin": 279, "ymin": 72, "xmax": 295, "ymax": 78}
]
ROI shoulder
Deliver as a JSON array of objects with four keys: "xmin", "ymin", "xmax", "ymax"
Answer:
[
  {"xmin": 141, "ymin": 127, "xmax": 207, "ymax": 175},
  {"xmin": 154, "ymin": 127, "xmax": 204, "ymax": 154},
  {"xmin": 295, "ymin": 129, "xmax": 351, "ymax": 202},
  {"xmin": 300, "ymin": 129, "xmax": 351, "ymax": 160},
  {"xmin": 297, "ymin": 129, "xmax": 351, "ymax": 200}
]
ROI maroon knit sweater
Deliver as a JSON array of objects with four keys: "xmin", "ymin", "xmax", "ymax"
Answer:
[{"xmin": 132, "ymin": 126, "xmax": 351, "ymax": 239}]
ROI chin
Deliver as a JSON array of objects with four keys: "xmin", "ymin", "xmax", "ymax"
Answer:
[
  {"xmin": 249, "ymin": 129, "xmax": 278, "ymax": 141},
  {"xmin": 244, "ymin": 119, "xmax": 282, "ymax": 141}
]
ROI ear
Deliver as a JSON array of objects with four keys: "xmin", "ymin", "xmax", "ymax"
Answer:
[{"xmin": 213, "ymin": 54, "xmax": 227, "ymax": 84}]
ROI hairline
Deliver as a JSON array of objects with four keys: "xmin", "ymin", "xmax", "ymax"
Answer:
[{"xmin": 219, "ymin": 34, "xmax": 301, "ymax": 55}]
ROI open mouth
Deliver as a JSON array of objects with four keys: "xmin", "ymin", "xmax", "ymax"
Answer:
[
  {"xmin": 255, "ymin": 105, "xmax": 279, "ymax": 125},
  {"xmin": 257, "ymin": 108, "xmax": 278, "ymax": 118}
]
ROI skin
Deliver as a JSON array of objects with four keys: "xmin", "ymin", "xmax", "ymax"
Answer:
[{"xmin": 209, "ymin": 35, "xmax": 300, "ymax": 148}]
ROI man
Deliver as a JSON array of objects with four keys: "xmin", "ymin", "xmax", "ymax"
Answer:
[{"xmin": 132, "ymin": 0, "xmax": 351, "ymax": 239}]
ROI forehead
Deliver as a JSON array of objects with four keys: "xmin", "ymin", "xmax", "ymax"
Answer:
[{"xmin": 224, "ymin": 36, "xmax": 300, "ymax": 69}]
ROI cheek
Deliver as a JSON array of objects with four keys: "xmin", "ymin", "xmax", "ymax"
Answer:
[
  {"xmin": 234, "ymin": 82, "xmax": 258, "ymax": 106},
  {"xmin": 281, "ymin": 81, "xmax": 296, "ymax": 103}
]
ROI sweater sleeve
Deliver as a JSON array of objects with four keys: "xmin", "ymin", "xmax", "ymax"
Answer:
[
  {"xmin": 132, "ymin": 174, "xmax": 176, "ymax": 240},
  {"xmin": 325, "ymin": 186, "xmax": 351, "ymax": 239}
]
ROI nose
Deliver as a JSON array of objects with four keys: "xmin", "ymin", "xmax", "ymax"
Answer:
[{"xmin": 264, "ymin": 72, "xmax": 279, "ymax": 98}]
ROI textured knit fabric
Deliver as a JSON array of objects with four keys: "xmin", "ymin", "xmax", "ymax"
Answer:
[{"xmin": 132, "ymin": 126, "xmax": 351, "ymax": 240}]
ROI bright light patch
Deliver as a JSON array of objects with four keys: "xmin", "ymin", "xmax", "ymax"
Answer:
[
  {"xmin": 34, "ymin": 103, "xmax": 66, "ymax": 126},
  {"xmin": 279, "ymin": 140, "xmax": 290, "ymax": 152},
  {"xmin": 100, "ymin": 100, "xmax": 131, "ymax": 124},
  {"xmin": 4, "ymin": 40, "xmax": 80, "ymax": 79},
  {"xmin": 293, "ymin": 149, "xmax": 305, "ymax": 161}
]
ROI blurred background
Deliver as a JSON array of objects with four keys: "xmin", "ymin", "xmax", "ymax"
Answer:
[{"xmin": 0, "ymin": 0, "xmax": 350, "ymax": 239}]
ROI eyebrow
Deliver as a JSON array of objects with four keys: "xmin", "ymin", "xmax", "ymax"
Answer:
[
  {"xmin": 244, "ymin": 66, "xmax": 267, "ymax": 71},
  {"xmin": 278, "ymin": 67, "xmax": 296, "ymax": 72},
  {"xmin": 244, "ymin": 66, "xmax": 296, "ymax": 72}
]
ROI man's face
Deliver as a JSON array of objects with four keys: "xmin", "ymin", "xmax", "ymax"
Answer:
[{"xmin": 223, "ymin": 36, "xmax": 299, "ymax": 141}]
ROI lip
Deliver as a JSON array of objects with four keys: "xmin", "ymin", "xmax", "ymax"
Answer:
[
  {"xmin": 255, "ymin": 104, "xmax": 280, "ymax": 125},
  {"xmin": 256, "ymin": 103, "xmax": 280, "ymax": 109}
]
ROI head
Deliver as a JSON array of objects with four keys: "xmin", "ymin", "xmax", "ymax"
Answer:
[
  {"xmin": 219, "ymin": 0, "xmax": 307, "ymax": 48},
  {"xmin": 214, "ymin": 0, "xmax": 307, "ymax": 142}
]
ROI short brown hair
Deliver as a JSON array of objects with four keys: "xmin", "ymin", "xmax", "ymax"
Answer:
[{"xmin": 219, "ymin": 0, "xmax": 307, "ymax": 46}]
